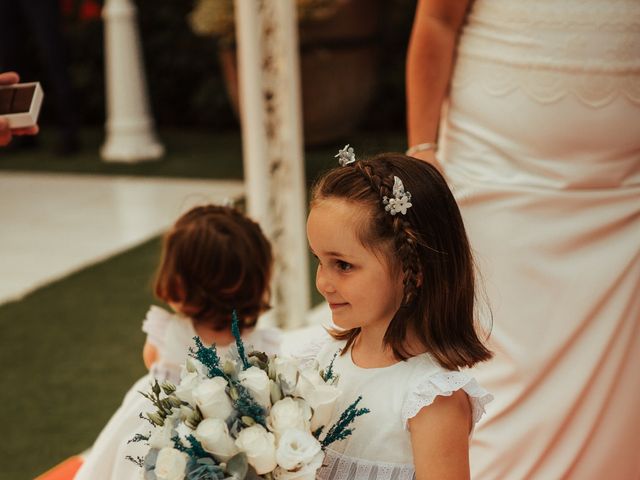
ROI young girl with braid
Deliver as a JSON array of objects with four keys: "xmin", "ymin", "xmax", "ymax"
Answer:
[{"xmin": 305, "ymin": 148, "xmax": 493, "ymax": 480}]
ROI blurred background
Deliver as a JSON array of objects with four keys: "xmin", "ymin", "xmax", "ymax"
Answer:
[{"xmin": 0, "ymin": 0, "xmax": 417, "ymax": 478}]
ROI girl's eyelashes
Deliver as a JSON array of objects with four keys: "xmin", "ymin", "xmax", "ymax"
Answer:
[
  {"xmin": 336, "ymin": 260, "xmax": 353, "ymax": 272},
  {"xmin": 311, "ymin": 252, "xmax": 352, "ymax": 272}
]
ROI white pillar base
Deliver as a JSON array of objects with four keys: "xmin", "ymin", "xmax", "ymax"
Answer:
[
  {"xmin": 101, "ymin": 121, "xmax": 164, "ymax": 163},
  {"xmin": 100, "ymin": 139, "xmax": 164, "ymax": 163}
]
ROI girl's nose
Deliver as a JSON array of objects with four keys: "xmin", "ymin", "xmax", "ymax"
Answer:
[{"xmin": 316, "ymin": 266, "xmax": 335, "ymax": 295}]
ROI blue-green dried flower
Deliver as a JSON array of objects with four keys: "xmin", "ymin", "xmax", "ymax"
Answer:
[
  {"xmin": 321, "ymin": 396, "xmax": 369, "ymax": 448},
  {"xmin": 189, "ymin": 337, "xmax": 227, "ymax": 378},
  {"xmin": 232, "ymin": 310, "xmax": 250, "ymax": 370}
]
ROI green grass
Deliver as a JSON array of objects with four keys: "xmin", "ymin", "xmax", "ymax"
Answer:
[
  {"xmin": 0, "ymin": 127, "xmax": 407, "ymax": 478},
  {"xmin": 0, "ymin": 128, "xmax": 245, "ymax": 179},
  {"xmin": 0, "ymin": 237, "xmax": 160, "ymax": 480}
]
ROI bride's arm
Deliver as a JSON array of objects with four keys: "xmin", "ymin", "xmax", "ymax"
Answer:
[{"xmin": 405, "ymin": 0, "xmax": 471, "ymax": 167}]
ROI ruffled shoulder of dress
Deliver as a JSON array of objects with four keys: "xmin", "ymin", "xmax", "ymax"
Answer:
[
  {"xmin": 247, "ymin": 327, "xmax": 283, "ymax": 356},
  {"xmin": 401, "ymin": 368, "xmax": 493, "ymax": 429},
  {"xmin": 287, "ymin": 326, "xmax": 336, "ymax": 365},
  {"xmin": 141, "ymin": 305, "xmax": 175, "ymax": 348}
]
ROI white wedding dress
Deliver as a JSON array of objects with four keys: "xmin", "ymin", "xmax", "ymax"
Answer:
[{"xmin": 439, "ymin": 1, "xmax": 640, "ymax": 478}]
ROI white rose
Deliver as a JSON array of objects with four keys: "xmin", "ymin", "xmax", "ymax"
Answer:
[
  {"xmin": 175, "ymin": 371, "xmax": 202, "ymax": 404},
  {"xmin": 179, "ymin": 405, "xmax": 195, "ymax": 422},
  {"xmin": 273, "ymin": 356, "xmax": 299, "ymax": 391},
  {"xmin": 148, "ymin": 422, "xmax": 174, "ymax": 449},
  {"xmin": 296, "ymin": 373, "xmax": 341, "ymax": 431},
  {"xmin": 309, "ymin": 384, "xmax": 341, "ymax": 431},
  {"xmin": 195, "ymin": 418, "xmax": 239, "ymax": 462},
  {"xmin": 296, "ymin": 366, "xmax": 324, "ymax": 389},
  {"xmin": 274, "ymin": 451, "xmax": 324, "ymax": 480},
  {"xmin": 238, "ymin": 366, "xmax": 272, "ymax": 409},
  {"xmin": 193, "ymin": 377, "xmax": 234, "ymax": 420},
  {"xmin": 275, "ymin": 429, "xmax": 322, "ymax": 471},
  {"xmin": 270, "ymin": 379, "xmax": 283, "ymax": 405},
  {"xmin": 154, "ymin": 447, "xmax": 188, "ymax": 480},
  {"xmin": 183, "ymin": 357, "xmax": 206, "ymax": 376},
  {"xmin": 235, "ymin": 424, "xmax": 277, "ymax": 474},
  {"xmin": 267, "ymin": 397, "xmax": 312, "ymax": 439},
  {"xmin": 293, "ymin": 368, "xmax": 324, "ymax": 407}
]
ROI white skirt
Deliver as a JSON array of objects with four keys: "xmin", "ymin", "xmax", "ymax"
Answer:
[{"xmin": 74, "ymin": 374, "xmax": 156, "ymax": 480}]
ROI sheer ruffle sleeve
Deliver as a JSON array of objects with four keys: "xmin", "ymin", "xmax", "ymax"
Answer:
[
  {"xmin": 402, "ymin": 370, "xmax": 493, "ymax": 429},
  {"xmin": 288, "ymin": 326, "xmax": 334, "ymax": 367},
  {"xmin": 141, "ymin": 305, "xmax": 174, "ymax": 349},
  {"xmin": 246, "ymin": 327, "xmax": 282, "ymax": 355}
]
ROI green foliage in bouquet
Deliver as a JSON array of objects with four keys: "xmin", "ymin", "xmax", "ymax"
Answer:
[
  {"xmin": 141, "ymin": 380, "xmax": 185, "ymax": 427},
  {"xmin": 190, "ymin": 337, "xmax": 227, "ymax": 379},
  {"xmin": 231, "ymin": 386, "xmax": 267, "ymax": 428},
  {"xmin": 320, "ymin": 396, "xmax": 368, "ymax": 447},
  {"xmin": 172, "ymin": 434, "xmax": 210, "ymax": 462},
  {"xmin": 320, "ymin": 350, "xmax": 339, "ymax": 383},
  {"xmin": 231, "ymin": 310, "xmax": 251, "ymax": 370}
]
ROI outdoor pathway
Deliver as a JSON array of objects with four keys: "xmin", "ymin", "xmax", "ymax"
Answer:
[{"xmin": 0, "ymin": 172, "xmax": 243, "ymax": 304}]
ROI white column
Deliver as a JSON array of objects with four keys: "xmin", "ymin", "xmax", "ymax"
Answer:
[
  {"xmin": 101, "ymin": 0, "xmax": 164, "ymax": 162},
  {"xmin": 235, "ymin": 0, "xmax": 310, "ymax": 328}
]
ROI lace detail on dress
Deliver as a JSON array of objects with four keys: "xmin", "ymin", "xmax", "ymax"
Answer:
[
  {"xmin": 402, "ymin": 371, "xmax": 493, "ymax": 429},
  {"xmin": 318, "ymin": 449, "xmax": 415, "ymax": 480},
  {"xmin": 452, "ymin": 57, "xmax": 640, "ymax": 107},
  {"xmin": 452, "ymin": 0, "xmax": 640, "ymax": 107}
]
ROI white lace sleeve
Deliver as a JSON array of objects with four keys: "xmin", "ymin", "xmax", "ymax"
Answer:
[
  {"xmin": 141, "ymin": 305, "xmax": 173, "ymax": 350},
  {"xmin": 402, "ymin": 370, "xmax": 493, "ymax": 429}
]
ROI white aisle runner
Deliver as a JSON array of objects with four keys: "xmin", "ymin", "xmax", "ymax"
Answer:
[{"xmin": 0, "ymin": 172, "xmax": 243, "ymax": 304}]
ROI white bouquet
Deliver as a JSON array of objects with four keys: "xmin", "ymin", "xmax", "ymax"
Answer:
[{"xmin": 128, "ymin": 313, "xmax": 368, "ymax": 480}]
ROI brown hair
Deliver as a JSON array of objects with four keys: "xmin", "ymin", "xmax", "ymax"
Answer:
[
  {"xmin": 154, "ymin": 205, "xmax": 272, "ymax": 332},
  {"xmin": 310, "ymin": 153, "xmax": 492, "ymax": 369}
]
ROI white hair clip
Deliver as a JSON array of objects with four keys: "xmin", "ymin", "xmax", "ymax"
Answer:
[
  {"xmin": 335, "ymin": 144, "xmax": 356, "ymax": 166},
  {"xmin": 382, "ymin": 176, "xmax": 412, "ymax": 215}
]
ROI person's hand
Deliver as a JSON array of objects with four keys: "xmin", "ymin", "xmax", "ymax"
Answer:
[{"xmin": 0, "ymin": 72, "xmax": 39, "ymax": 147}]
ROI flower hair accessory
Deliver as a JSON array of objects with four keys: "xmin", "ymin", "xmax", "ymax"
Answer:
[
  {"xmin": 335, "ymin": 144, "xmax": 356, "ymax": 166},
  {"xmin": 383, "ymin": 176, "xmax": 412, "ymax": 215}
]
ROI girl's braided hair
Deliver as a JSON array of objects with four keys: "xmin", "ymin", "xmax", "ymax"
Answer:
[
  {"xmin": 310, "ymin": 153, "xmax": 492, "ymax": 369},
  {"xmin": 354, "ymin": 160, "xmax": 423, "ymax": 305}
]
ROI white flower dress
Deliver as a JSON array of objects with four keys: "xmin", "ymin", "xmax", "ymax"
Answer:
[
  {"xmin": 304, "ymin": 336, "xmax": 493, "ymax": 480},
  {"xmin": 74, "ymin": 305, "xmax": 281, "ymax": 480}
]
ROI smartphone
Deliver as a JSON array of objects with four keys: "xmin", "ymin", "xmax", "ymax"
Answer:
[{"xmin": 0, "ymin": 82, "xmax": 44, "ymax": 129}]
